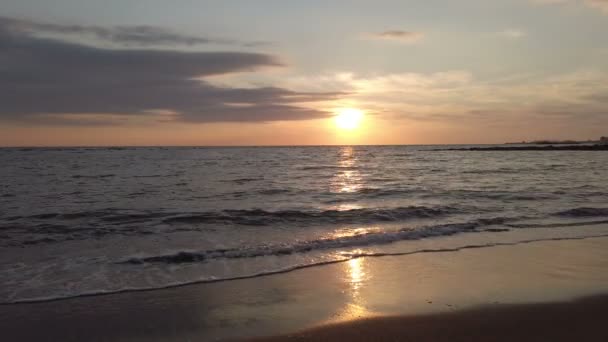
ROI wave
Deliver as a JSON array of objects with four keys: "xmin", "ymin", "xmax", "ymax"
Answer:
[
  {"xmin": 8, "ymin": 210, "xmax": 171, "ymax": 222},
  {"xmin": 321, "ymin": 188, "xmax": 420, "ymax": 203},
  {"xmin": 6, "ymin": 233, "xmax": 608, "ymax": 305},
  {"xmin": 437, "ymin": 190, "xmax": 556, "ymax": 201},
  {"xmin": 5, "ymin": 206, "xmax": 607, "ymax": 248},
  {"xmin": 162, "ymin": 206, "xmax": 458, "ymax": 226},
  {"xmin": 120, "ymin": 217, "xmax": 514, "ymax": 265},
  {"xmin": 220, "ymin": 177, "xmax": 264, "ymax": 184},
  {"xmin": 508, "ymin": 219, "xmax": 608, "ymax": 228},
  {"xmin": 256, "ymin": 189, "xmax": 292, "ymax": 195},
  {"xmin": 299, "ymin": 165, "xmax": 362, "ymax": 171},
  {"xmin": 352, "ymin": 187, "xmax": 418, "ymax": 198},
  {"xmin": 0, "ymin": 206, "xmax": 460, "ymax": 247},
  {"xmin": 6, "ymin": 206, "xmax": 456, "ymax": 225},
  {"xmin": 555, "ymin": 207, "xmax": 608, "ymax": 217},
  {"xmin": 462, "ymin": 168, "xmax": 522, "ymax": 174},
  {"xmin": 71, "ymin": 174, "xmax": 116, "ymax": 179}
]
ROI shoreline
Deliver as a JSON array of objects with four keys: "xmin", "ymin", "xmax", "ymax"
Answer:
[
  {"xmin": 1, "ymin": 235, "xmax": 608, "ymax": 341},
  {"xmin": 4, "ymin": 232, "xmax": 608, "ymax": 306}
]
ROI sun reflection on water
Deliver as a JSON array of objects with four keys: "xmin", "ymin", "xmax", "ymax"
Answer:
[
  {"xmin": 332, "ymin": 226, "xmax": 381, "ymax": 239},
  {"xmin": 330, "ymin": 146, "xmax": 363, "ymax": 194},
  {"xmin": 326, "ymin": 148, "xmax": 377, "ymax": 321}
]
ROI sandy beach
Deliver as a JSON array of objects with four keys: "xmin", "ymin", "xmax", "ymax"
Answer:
[
  {"xmin": 1, "ymin": 234, "xmax": 608, "ymax": 341},
  {"xmin": 252, "ymin": 294, "xmax": 608, "ymax": 342}
]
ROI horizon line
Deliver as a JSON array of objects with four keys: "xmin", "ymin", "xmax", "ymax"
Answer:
[{"xmin": 0, "ymin": 143, "xmax": 511, "ymax": 149}]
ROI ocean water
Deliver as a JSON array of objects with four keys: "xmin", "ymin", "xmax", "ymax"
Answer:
[{"xmin": 1, "ymin": 145, "xmax": 608, "ymax": 303}]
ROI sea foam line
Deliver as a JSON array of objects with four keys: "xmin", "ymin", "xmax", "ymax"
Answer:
[{"xmin": 3, "ymin": 233, "xmax": 608, "ymax": 305}]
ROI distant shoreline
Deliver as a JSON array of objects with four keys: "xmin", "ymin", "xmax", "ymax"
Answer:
[
  {"xmin": 505, "ymin": 140, "xmax": 597, "ymax": 145},
  {"xmin": 436, "ymin": 144, "xmax": 608, "ymax": 151}
]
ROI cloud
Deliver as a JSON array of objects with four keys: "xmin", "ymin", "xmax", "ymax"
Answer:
[
  {"xmin": 0, "ymin": 19, "xmax": 344, "ymax": 125},
  {"xmin": 531, "ymin": 0, "xmax": 568, "ymax": 4},
  {"xmin": 264, "ymin": 69, "xmax": 608, "ymax": 128},
  {"xmin": 498, "ymin": 29, "xmax": 527, "ymax": 39},
  {"xmin": 532, "ymin": 0, "xmax": 608, "ymax": 14},
  {"xmin": 363, "ymin": 30, "xmax": 425, "ymax": 44},
  {"xmin": 585, "ymin": 0, "xmax": 608, "ymax": 13},
  {"xmin": 0, "ymin": 16, "xmax": 270, "ymax": 47}
]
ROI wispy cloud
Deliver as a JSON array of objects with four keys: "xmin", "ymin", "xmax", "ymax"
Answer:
[
  {"xmin": 585, "ymin": 0, "xmax": 608, "ymax": 13},
  {"xmin": 531, "ymin": 0, "xmax": 568, "ymax": 4},
  {"xmin": 532, "ymin": 0, "xmax": 608, "ymax": 14},
  {"xmin": 0, "ymin": 17, "xmax": 344, "ymax": 125},
  {"xmin": 0, "ymin": 16, "xmax": 270, "ymax": 47},
  {"xmin": 254, "ymin": 69, "xmax": 608, "ymax": 129},
  {"xmin": 363, "ymin": 30, "xmax": 425, "ymax": 44},
  {"xmin": 498, "ymin": 29, "xmax": 527, "ymax": 39}
]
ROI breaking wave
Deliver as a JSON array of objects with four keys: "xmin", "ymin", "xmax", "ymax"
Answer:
[
  {"xmin": 161, "ymin": 206, "xmax": 459, "ymax": 226},
  {"xmin": 6, "ymin": 234, "xmax": 608, "ymax": 305},
  {"xmin": 555, "ymin": 207, "xmax": 608, "ymax": 217},
  {"xmin": 120, "ymin": 217, "xmax": 514, "ymax": 265}
]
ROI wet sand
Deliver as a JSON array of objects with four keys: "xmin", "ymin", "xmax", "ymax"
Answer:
[
  {"xmin": 252, "ymin": 294, "xmax": 608, "ymax": 342},
  {"xmin": 1, "ymin": 236, "xmax": 608, "ymax": 341}
]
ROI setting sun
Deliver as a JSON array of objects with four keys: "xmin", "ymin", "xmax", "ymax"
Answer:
[{"xmin": 335, "ymin": 108, "xmax": 364, "ymax": 130}]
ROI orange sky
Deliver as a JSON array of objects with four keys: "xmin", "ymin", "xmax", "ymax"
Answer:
[{"xmin": 3, "ymin": 114, "xmax": 606, "ymax": 147}]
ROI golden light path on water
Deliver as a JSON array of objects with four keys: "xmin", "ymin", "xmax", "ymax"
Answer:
[
  {"xmin": 330, "ymin": 146, "xmax": 362, "ymax": 194},
  {"xmin": 326, "ymin": 146, "xmax": 378, "ymax": 320},
  {"xmin": 328, "ymin": 146, "xmax": 383, "ymax": 237},
  {"xmin": 321, "ymin": 146, "xmax": 398, "ymax": 321}
]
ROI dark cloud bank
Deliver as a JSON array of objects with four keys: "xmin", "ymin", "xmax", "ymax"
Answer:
[
  {"xmin": 0, "ymin": 16, "xmax": 270, "ymax": 47},
  {"xmin": 0, "ymin": 17, "xmax": 342, "ymax": 125}
]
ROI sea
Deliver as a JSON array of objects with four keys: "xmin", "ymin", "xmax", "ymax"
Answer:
[{"xmin": 1, "ymin": 145, "xmax": 608, "ymax": 303}]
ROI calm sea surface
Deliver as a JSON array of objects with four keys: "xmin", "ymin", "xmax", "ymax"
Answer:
[{"xmin": 1, "ymin": 146, "xmax": 608, "ymax": 303}]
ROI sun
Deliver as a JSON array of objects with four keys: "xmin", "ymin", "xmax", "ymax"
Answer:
[{"xmin": 335, "ymin": 108, "xmax": 364, "ymax": 130}]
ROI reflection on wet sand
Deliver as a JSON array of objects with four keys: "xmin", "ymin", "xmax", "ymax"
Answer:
[{"xmin": 336, "ymin": 255, "xmax": 374, "ymax": 321}]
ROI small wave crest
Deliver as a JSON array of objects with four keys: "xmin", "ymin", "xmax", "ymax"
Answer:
[
  {"xmin": 0, "ymin": 206, "xmax": 462, "ymax": 247},
  {"xmin": 120, "ymin": 217, "xmax": 514, "ymax": 265},
  {"xmin": 299, "ymin": 165, "xmax": 362, "ymax": 171},
  {"xmin": 162, "ymin": 206, "xmax": 458, "ymax": 226},
  {"xmin": 72, "ymin": 174, "xmax": 116, "ymax": 179},
  {"xmin": 508, "ymin": 219, "xmax": 608, "ymax": 228},
  {"xmin": 555, "ymin": 207, "xmax": 608, "ymax": 217}
]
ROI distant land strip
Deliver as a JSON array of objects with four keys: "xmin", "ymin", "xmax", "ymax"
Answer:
[{"xmin": 434, "ymin": 144, "xmax": 608, "ymax": 151}]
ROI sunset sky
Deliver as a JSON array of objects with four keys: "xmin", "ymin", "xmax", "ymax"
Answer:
[{"xmin": 1, "ymin": 0, "xmax": 608, "ymax": 146}]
